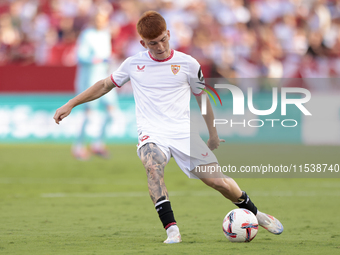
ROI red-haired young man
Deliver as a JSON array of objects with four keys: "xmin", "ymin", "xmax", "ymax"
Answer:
[{"xmin": 54, "ymin": 11, "xmax": 283, "ymax": 244}]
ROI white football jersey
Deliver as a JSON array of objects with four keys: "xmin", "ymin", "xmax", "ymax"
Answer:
[{"xmin": 110, "ymin": 49, "xmax": 205, "ymax": 138}]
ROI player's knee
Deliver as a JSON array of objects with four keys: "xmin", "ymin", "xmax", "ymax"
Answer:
[
  {"xmin": 143, "ymin": 161, "xmax": 164, "ymax": 180},
  {"xmin": 142, "ymin": 160, "xmax": 162, "ymax": 171}
]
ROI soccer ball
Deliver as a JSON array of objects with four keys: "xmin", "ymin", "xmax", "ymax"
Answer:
[{"xmin": 222, "ymin": 208, "xmax": 258, "ymax": 242}]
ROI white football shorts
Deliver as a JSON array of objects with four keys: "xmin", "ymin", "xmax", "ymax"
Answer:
[{"xmin": 137, "ymin": 132, "xmax": 218, "ymax": 179}]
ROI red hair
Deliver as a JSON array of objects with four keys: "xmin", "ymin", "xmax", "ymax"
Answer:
[{"xmin": 137, "ymin": 11, "xmax": 167, "ymax": 40}]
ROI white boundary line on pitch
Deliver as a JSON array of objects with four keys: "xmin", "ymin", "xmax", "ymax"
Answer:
[
  {"xmin": 0, "ymin": 178, "xmax": 144, "ymax": 185},
  {"xmin": 2, "ymin": 178, "xmax": 340, "ymax": 186},
  {"xmin": 40, "ymin": 191, "xmax": 219, "ymax": 198},
  {"xmin": 41, "ymin": 190, "xmax": 340, "ymax": 198}
]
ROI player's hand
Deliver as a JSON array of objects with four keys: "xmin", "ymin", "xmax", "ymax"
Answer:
[
  {"xmin": 53, "ymin": 103, "xmax": 73, "ymax": 124},
  {"xmin": 207, "ymin": 135, "xmax": 225, "ymax": 150}
]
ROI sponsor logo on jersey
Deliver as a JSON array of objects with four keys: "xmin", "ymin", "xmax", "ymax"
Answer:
[
  {"xmin": 137, "ymin": 65, "xmax": 145, "ymax": 72},
  {"xmin": 171, "ymin": 65, "xmax": 180, "ymax": 75},
  {"xmin": 201, "ymin": 152, "xmax": 208, "ymax": 157}
]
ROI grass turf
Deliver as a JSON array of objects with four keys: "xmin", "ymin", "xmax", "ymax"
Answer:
[{"xmin": 0, "ymin": 144, "xmax": 339, "ymax": 255}]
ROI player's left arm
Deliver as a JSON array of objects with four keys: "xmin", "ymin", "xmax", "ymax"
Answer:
[{"xmin": 195, "ymin": 93, "xmax": 225, "ymax": 150}]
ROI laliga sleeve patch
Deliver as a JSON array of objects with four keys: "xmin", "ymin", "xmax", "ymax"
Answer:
[{"xmin": 198, "ymin": 66, "xmax": 204, "ymax": 81}]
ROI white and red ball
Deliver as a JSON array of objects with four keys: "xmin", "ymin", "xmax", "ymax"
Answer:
[{"xmin": 222, "ymin": 209, "xmax": 258, "ymax": 242}]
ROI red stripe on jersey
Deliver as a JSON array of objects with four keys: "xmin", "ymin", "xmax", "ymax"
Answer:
[
  {"xmin": 148, "ymin": 49, "xmax": 174, "ymax": 62},
  {"xmin": 192, "ymin": 87, "xmax": 206, "ymax": 96},
  {"xmin": 110, "ymin": 74, "xmax": 121, "ymax": 88}
]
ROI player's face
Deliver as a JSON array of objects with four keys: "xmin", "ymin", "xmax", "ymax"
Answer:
[
  {"xmin": 141, "ymin": 30, "xmax": 171, "ymax": 60},
  {"xmin": 94, "ymin": 13, "xmax": 108, "ymax": 30}
]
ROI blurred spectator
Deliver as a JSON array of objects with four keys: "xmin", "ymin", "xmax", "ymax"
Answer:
[
  {"xmin": 0, "ymin": 15, "xmax": 15, "ymax": 63},
  {"xmin": 9, "ymin": 32, "xmax": 35, "ymax": 64},
  {"xmin": 0, "ymin": 0, "xmax": 340, "ymax": 90},
  {"xmin": 72, "ymin": 10, "xmax": 120, "ymax": 160}
]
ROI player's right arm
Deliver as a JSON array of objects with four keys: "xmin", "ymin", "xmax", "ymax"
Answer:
[{"xmin": 53, "ymin": 76, "xmax": 115, "ymax": 124}]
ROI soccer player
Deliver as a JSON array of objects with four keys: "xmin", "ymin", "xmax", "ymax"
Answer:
[
  {"xmin": 54, "ymin": 11, "xmax": 283, "ymax": 243},
  {"xmin": 73, "ymin": 11, "xmax": 119, "ymax": 160}
]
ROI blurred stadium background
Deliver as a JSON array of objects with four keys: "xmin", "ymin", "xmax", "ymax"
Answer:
[
  {"xmin": 1, "ymin": 1, "xmax": 340, "ymax": 254},
  {"xmin": 0, "ymin": 0, "xmax": 340, "ymax": 144}
]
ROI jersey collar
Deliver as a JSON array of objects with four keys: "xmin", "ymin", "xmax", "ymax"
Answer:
[{"xmin": 148, "ymin": 49, "xmax": 174, "ymax": 62}]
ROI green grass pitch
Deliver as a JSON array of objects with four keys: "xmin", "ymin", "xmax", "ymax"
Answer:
[{"xmin": 0, "ymin": 144, "xmax": 339, "ymax": 255}]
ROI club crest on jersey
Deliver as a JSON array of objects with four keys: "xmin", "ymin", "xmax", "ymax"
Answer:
[
  {"xmin": 171, "ymin": 65, "xmax": 180, "ymax": 75},
  {"xmin": 137, "ymin": 65, "xmax": 145, "ymax": 72}
]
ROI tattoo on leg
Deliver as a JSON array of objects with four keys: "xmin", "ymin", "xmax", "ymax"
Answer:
[{"xmin": 140, "ymin": 143, "xmax": 168, "ymax": 204}]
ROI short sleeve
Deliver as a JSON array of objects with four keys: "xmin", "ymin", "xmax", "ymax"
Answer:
[
  {"xmin": 187, "ymin": 56, "xmax": 205, "ymax": 96},
  {"xmin": 110, "ymin": 57, "xmax": 131, "ymax": 88}
]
